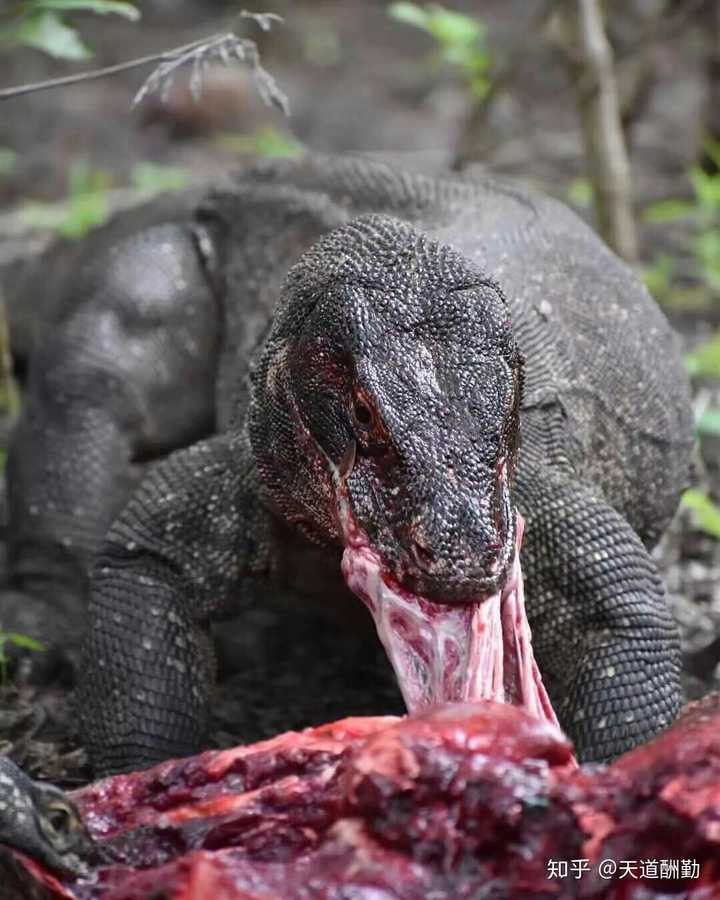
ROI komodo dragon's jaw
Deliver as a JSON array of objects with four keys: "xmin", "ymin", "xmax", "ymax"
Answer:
[
  {"xmin": 246, "ymin": 214, "xmax": 560, "ymax": 727},
  {"xmin": 0, "ymin": 757, "xmax": 95, "ymax": 877}
]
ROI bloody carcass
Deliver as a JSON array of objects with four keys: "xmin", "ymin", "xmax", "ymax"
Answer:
[{"xmin": 6, "ymin": 694, "xmax": 720, "ymax": 900}]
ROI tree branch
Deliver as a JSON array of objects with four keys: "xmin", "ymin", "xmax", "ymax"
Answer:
[
  {"xmin": 0, "ymin": 43, "xmax": 202, "ymax": 101},
  {"xmin": 0, "ymin": 12, "xmax": 286, "ymax": 111}
]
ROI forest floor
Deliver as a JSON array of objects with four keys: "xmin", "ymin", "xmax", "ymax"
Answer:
[{"xmin": 0, "ymin": 0, "xmax": 718, "ymax": 788}]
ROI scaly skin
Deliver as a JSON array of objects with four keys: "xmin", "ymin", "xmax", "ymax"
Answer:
[
  {"xmin": 0, "ymin": 757, "xmax": 94, "ymax": 877},
  {"xmin": 1, "ymin": 155, "xmax": 692, "ymax": 774}
]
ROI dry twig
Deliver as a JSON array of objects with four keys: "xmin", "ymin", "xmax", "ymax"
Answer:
[{"xmin": 0, "ymin": 11, "xmax": 287, "ymax": 113}]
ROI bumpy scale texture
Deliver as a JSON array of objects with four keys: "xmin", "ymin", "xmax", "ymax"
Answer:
[
  {"xmin": 0, "ymin": 757, "xmax": 94, "ymax": 883},
  {"xmin": 1, "ymin": 155, "xmax": 693, "ymax": 775}
]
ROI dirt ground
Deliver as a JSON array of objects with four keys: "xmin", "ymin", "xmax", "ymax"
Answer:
[{"xmin": 0, "ymin": 0, "xmax": 718, "ymax": 788}]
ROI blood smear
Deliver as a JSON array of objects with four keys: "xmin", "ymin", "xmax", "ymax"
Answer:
[{"xmin": 342, "ymin": 513, "xmax": 561, "ymax": 732}]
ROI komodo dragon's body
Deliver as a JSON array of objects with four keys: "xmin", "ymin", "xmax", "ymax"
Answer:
[{"xmin": 1, "ymin": 155, "xmax": 692, "ymax": 775}]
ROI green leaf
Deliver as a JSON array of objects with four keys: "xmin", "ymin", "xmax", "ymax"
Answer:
[
  {"xmin": 20, "ymin": 194, "xmax": 108, "ymax": 238},
  {"xmin": 702, "ymin": 137, "xmax": 720, "ymax": 173},
  {"xmin": 697, "ymin": 407, "xmax": 720, "ymax": 437},
  {"xmin": 252, "ymin": 128, "xmax": 303, "ymax": 158},
  {"xmin": 423, "ymin": 6, "xmax": 484, "ymax": 48},
  {"xmin": 642, "ymin": 199, "xmax": 697, "ymax": 224},
  {"xmin": 468, "ymin": 73, "xmax": 490, "ymax": 99},
  {"xmin": 566, "ymin": 177, "xmax": 593, "ymax": 209},
  {"xmin": 19, "ymin": 161, "xmax": 113, "ymax": 238},
  {"xmin": 12, "ymin": 10, "xmax": 91, "ymax": 60},
  {"xmin": 0, "ymin": 148, "xmax": 16, "ymax": 177},
  {"xmin": 388, "ymin": 3, "xmax": 486, "ymax": 53},
  {"xmin": 682, "ymin": 488, "xmax": 720, "ymax": 539},
  {"xmin": 131, "ymin": 162, "xmax": 190, "ymax": 195},
  {"xmin": 685, "ymin": 331, "xmax": 720, "ymax": 378},
  {"xmin": 690, "ymin": 165, "xmax": 720, "ymax": 213},
  {"xmin": 693, "ymin": 229, "xmax": 720, "ymax": 291},
  {"xmin": 643, "ymin": 254, "xmax": 675, "ymax": 299},
  {"xmin": 66, "ymin": 160, "xmax": 111, "ymax": 196},
  {"xmin": 0, "ymin": 363, "xmax": 21, "ymax": 418},
  {"xmin": 388, "ymin": 3, "xmax": 490, "ymax": 95},
  {"xmin": 5, "ymin": 633, "xmax": 44, "ymax": 652},
  {"xmin": 388, "ymin": 2, "xmax": 431, "ymax": 30},
  {"xmin": 62, "ymin": 190, "xmax": 110, "ymax": 237},
  {"xmin": 31, "ymin": 0, "xmax": 139, "ymax": 19},
  {"xmin": 215, "ymin": 127, "xmax": 303, "ymax": 159}
]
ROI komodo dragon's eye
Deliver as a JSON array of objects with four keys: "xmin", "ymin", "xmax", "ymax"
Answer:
[
  {"xmin": 353, "ymin": 398, "xmax": 373, "ymax": 426},
  {"xmin": 350, "ymin": 389, "xmax": 391, "ymax": 458},
  {"xmin": 37, "ymin": 798, "xmax": 81, "ymax": 853}
]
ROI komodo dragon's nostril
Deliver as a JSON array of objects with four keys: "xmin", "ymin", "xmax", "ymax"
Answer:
[{"xmin": 410, "ymin": 538, "xmax": 435, "ymax": 571}]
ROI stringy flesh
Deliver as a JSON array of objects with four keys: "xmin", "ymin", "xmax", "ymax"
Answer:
[{"xmin": 341, "ymin": 514, "xmax": 560, "ymax": 729}]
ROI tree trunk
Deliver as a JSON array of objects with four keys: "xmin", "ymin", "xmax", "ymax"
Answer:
[
  {"xmin": 702, "ymin": 0, "xmax": 720, "ymax": 171},
  {"xmin": 555, "ymin": 0, "xmax": 638, "ymax": 263}
]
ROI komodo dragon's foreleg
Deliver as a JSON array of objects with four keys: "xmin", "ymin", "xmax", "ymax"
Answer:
[
  {"xmin": 78, "ymin": 432, "xmax": 277, "ymax": 776},
  {"xmin": 1, "ymin": 223, "xmax": 219, "ymax": 680},
  {"xmin": 516, "ymin": 464, "xmax": 683, "ymax": 762}
]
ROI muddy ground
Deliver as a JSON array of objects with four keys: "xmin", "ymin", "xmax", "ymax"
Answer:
[{"xmin": 0, "ymin": 0, "xmax": 718, "ymax": 788}]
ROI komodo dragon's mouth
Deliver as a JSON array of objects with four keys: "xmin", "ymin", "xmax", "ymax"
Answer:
[{"xmin": 330, "ymin": 463, "xmax": 560, "ymax": 730}]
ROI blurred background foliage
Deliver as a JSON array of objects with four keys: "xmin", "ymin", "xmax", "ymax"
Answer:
[
  {"xmin": 0, "ymin": 1, "xmax": 139, "ymax": 61},
  {"xmin": 0, "ymin": 0, "xmax": 719, "ymax": 674},
  {"xmin": 388, "ymin": 3, "xmax": 493, "ymax": 99}
]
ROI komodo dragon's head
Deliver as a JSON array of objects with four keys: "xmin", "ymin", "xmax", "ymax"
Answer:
[
  {"xmin": 0, "ymin": 756, "xmax": 93, "ymax": 877},
  {"xmin": 249, "ymin": 215, "xmax": 554, "ymax": 722}
]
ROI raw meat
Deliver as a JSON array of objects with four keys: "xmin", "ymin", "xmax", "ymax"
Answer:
[{"xmin": 7, "ymin": 695, "xmax": 720, "ymax": 899}]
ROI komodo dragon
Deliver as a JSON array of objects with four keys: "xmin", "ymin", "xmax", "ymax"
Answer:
[{"xmin": 1, "ymin": 155, "xmax": 692, "ymax": 775}]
